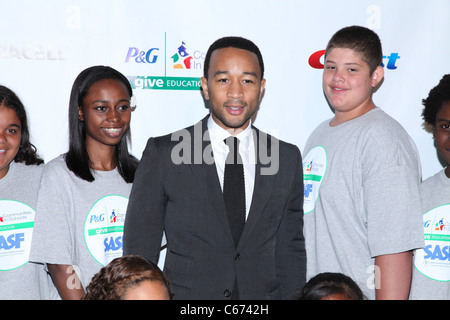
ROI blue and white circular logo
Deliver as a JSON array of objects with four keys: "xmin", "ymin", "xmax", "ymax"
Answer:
[
  {"xmin": 84, "ymin": 195, "xmax": 128, "ymax": 266},
  {"xmin": 303, "ymin": 146, "xmax": 327, "ymax": 214},
  {"xmin": 414, "ymin": 204, "xmax": 450, "ymax": 281},
  {"xmin": 0, "ymin": 200, "xmax": 35, "ymax": 271}
]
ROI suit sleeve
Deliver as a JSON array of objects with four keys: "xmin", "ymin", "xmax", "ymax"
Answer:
[
  {"xmin": 123, "ymin": 138, "xmax": 167, "ymax": 264},
  {"xmin": 276, "ymin": 145, "xmax": 306, "ymax": 299}
]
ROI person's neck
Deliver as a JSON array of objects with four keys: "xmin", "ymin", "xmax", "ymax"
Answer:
[
  {"xmin": 86, "ymin": 143, "xmax": 117, "ymax": 171},
  {"xmin": 330, "ymin": 102, "xmax": 376, "ymax": 127}
]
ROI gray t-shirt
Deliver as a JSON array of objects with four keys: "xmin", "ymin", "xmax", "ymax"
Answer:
[
  {"xmin": 0, "ymin": 161, "xmax": 53, "ymax": 299},
  {"xmin": 410, "ymin": 169, "xmax": 450, "ymax": 299},
  {"xmin": 30, "ymin": 155, "xmax": 132, "ymax": 295},
  {"xmin": 303, "ymin": 108, "xmax": 424, "ymax": 300}
]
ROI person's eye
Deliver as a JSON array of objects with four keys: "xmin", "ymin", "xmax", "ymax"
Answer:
[
  {"xmin": 117, "ymin": 104, "xmax": 130, "ymax": 112},
  {"xmin": 6, "ymin": 128, "xmax": 19, "ymax": 134},
  {"xmin": 95, "ymin": 106, "xmax": 107, "ymax": 112}
]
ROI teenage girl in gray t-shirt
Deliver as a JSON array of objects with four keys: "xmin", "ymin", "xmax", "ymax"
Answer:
[
  {"xmin": 0, "ymin": 85, "xmax": 49, "ymax": 299},
  {"xmin": 30, "ymin": 66, "xmax": 138, "ymax": 300}
]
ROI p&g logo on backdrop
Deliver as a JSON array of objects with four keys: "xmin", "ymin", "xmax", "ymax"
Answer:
[
  {"xmin": 126, "ymin": 33, "xmax": 204, "ymax": 91},
  {"xmin": 125, "ymin": 47, "xmax": 159, "ymax": 64},
  {"xmin": 308, "ymin": 50, "xmax": 400, "ymax": 70}
]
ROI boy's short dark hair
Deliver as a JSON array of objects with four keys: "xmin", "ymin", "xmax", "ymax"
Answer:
[
  {"xmin": 325, "ymin": 25, "xmax": 383, "ymax": 74},
  {"xmin": 422, "ymin": 74, "xmax": 450, "ymax": 126},
  {"xmin": 203, "ymin": 36, "xmax": 264, "ymax": 80}
]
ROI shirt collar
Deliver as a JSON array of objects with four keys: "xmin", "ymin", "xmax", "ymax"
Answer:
[{"xmin": 207, "ymin": 115, "xmax": 252, "ymax": 149}]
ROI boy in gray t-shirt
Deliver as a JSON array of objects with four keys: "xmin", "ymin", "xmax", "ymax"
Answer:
[
  {"xmin": 303, "ymin": 26, "xmax": 424, "ymax": 300},
  {"xmin": 410, "ymin": 74, "xmax": 450, "ymax": 300}
]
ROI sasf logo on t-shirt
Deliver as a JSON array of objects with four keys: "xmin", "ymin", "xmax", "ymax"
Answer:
[{"xmin": 84, "ymin": 195, "xmax": 128, "ymax": 266}]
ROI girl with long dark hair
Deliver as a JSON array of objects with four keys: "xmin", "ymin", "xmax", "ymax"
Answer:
[{"xmin": 30, "ymin": 66, "xmax": 138, "ymax": 299}]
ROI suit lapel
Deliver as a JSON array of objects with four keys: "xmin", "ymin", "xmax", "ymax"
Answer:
[
  {"xmin": 187, "ymin": 116, "xmax": 235, "ymax": 243},
  {"xmin": 237, "ymin": 127, "xmax": 276, "ymax": 251}
]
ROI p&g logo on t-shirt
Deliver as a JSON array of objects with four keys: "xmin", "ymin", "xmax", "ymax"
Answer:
[
  {"xmin": 415, "ymin": 205, "xmax": 450, "ymax": 281},
  {"xmin": 84, "ymin": 195, "xmax": 128, "ymax": 266},
  {"xmin": 303, "ymin": 146, "xmax": 327, "ymax": 214}
]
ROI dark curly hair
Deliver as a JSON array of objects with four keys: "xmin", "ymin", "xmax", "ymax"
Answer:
[
  {"xmin": 82, "ymin": 255, "xmax": 173, "ymax": 300},
  {"xmin": 295, "ymin": 272, "xmax": 365, "ymax": 300},
  {"xmin": 0, "ymin": 85, "xmax": 44, "ymax": 165},
  {"xmin": 422, "ymin": 74, "xmax": 450, "ymax": 126}
]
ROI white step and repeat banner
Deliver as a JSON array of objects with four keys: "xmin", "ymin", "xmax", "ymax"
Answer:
[{"xmin": 1, "ymin": 0, "xmax": 449, "ymax": 180}]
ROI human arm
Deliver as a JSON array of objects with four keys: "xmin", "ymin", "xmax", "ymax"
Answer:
[
  {"xmin": 374, "ymin": 251, "xmax": 413, "ymax": 300},
  {"xmin": 362, "ymin": 122, "xmax": 424, "ymax": 299},
  {"xmin": 123, "ymin": 138, "xmax": 166, "ymax": 263},
  {"xmin": 276, "ymin": 145, "xmax": 307, "ymax": 298},
  {"xmin": 47, "ymin": 264, "xmax": 85, "ymax": 300},
  {"xmin": 29, "ymin": 158, "xmax": 87, "ymax": 299}
]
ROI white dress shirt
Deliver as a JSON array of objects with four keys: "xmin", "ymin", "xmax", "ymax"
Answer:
[{"xmin": 207, "ymin": 116, "xmax": 256, "ymax": 220}]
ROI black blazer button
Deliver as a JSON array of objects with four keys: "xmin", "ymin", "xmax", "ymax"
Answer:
[
  {"xmin": 235, "ymin": 254, "xmax": 240, "ymax": 260},
  {"xmin": 224, "ymin": 290, "xmax": 231, "ymax": 297}
]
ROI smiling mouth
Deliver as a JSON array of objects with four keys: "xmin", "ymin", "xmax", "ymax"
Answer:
[
  {"xmin": 332, "ymin": 87, "xmax": 347, "ymax": 92},
  {"xmin": 224, "ymin": 99, "xmax": 247, "ymax": 115},
  {"xmin": 102, "ymin": 127, "xmax": 124, "ymax": 137},
  {"xmin": 225, "ymin": 105, "xmax": 246, "ymax": 116}
]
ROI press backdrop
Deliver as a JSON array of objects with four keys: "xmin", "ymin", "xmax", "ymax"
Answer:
[{"xmin": 1, "ymin": 0, "xmax": 449, "ymax": 180}]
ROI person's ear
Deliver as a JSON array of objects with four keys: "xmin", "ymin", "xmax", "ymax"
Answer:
[
  {"xmin": 78, "ymin": 106, "xmax": 84, "ymax": 121},
  {"xmin": 200, "ymin": 77, "xmax": 209, "ymax": 100},
  {"xmin": 371, "ymin": 66, "xmax": 384, "ymax": 88}
]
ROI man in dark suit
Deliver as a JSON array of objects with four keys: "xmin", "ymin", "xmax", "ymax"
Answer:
[{"xmin": 123, "ymin": 36, "xmax": 306, "ymax": 299}]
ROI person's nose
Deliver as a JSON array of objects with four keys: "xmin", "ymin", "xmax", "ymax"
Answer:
[
  {"xmin": 107, "ymin": 108, "xmax": 120, "ymax": 123},
  {"xmin": 227, "ymin": 80, "xmax": 244, "ymax": 99},
  {"xmin": 332, "ymin": 68, "xmax": 344, "ymax": 83},
  {"xmin": 0, "ymin": 131, "xmax": 6, "ymax": 144}
]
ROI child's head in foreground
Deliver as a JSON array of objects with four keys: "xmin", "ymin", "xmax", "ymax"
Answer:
[
  {"xmin": 83, "ymin": 255, "xmax": 173, "ymax": 300},
  {"xmin": 296, "ymin": 272, "xmax": 365, "ymax": 300}
]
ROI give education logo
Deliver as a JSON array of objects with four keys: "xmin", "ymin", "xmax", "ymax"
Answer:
[
  {"xmin": 0, "ymin": 200, "xmax": 35, "ymax": 271},
  {"xmin": 126, "ymin": 33, "xmax": 203, "ymax": 91},
  {"xmin": 84, "ymin": 195, "xmax": 128, "ymax": 266},
  {"xmin": 303, "ymin": 146, "xmax": 327, "ymax": 214},
  {"xmin": 414, "ymin": 204, "xmax": 450, "ymax": 281}
]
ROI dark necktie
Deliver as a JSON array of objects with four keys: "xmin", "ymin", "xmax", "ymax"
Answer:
[{"xmin": 223, "ymin": 136, "xmax": 246, "ymax": 248}]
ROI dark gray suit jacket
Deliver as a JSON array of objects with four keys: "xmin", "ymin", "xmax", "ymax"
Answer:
[{"xmin": 123, "ymin": 115, "xmax": 306, "ymax": 299}]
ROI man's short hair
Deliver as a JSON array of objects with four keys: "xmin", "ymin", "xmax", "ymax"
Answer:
[{"xmin": 203, "ymin": 36, "xmax": 264, "ymax": 80}]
